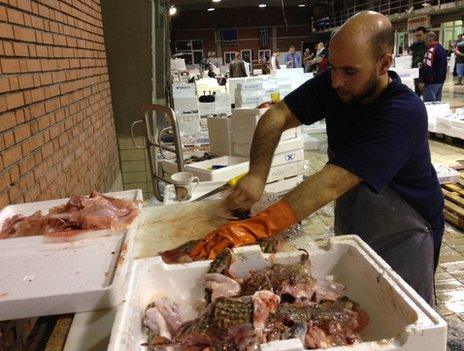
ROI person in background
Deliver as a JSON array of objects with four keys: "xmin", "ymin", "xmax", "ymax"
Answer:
[
  {"xmin": 229, "ymin": 52, "xmax": 247, "ymax": 78},
  {"xmin": 303, "ymin": 48, "xmax": 313, "ymax": 72},
  {"xmin": 454, "ymin": 34, "xmax": 464, "ymax": 85},
  {"xmin": 408, "ymin": 26, "xmax": 428, "ymax": 96},
  {"xmin": 284, "ymin": 45, "xmax": 302, "ymax": 68},
  {"xmin": 260, "ymin": 54, "xmax": 271, "ymax": 75},
  {"xmin": 308, "ymin": 42, "xmax": 329, "ymax": 73},
  {"xmin": 419, "ymin": 32, "xmax": 447, "ymax": 102},
  {"xmin": 270, "ymin": 49, "xmax": 280, "ymax": 70}
]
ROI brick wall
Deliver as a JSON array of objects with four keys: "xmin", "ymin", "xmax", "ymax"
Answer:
[{"xmin": 0, "ymin": 0, "xmax": 119, "ymax": 208}]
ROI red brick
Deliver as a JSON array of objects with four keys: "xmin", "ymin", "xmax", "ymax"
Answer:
[
  {"xmin": 41, "ymin": 142, "xmax": 53, "ymax": 159},
  {"xmin": 1, "ymin": 58, "xmax": 20, "ymax": 73},
  {"xmin": 0, "ymin": 172, "xmax": 9, "ymax": 192},
  {"xmin": 31, "ymin": 87, "xmax": 45, "ymax": 102},
  {"xmin": 18, "ymin": 75, "xmax": 34, "ymax": 89},
  {"xmin": 3, "ymin": 129, "xmax": 14, "ymax": 148},
  {"xmin": 0, "ymin": 191, "xmax": 9, "ymax": 208},
  {"xmin": 0, "ymin": 96, "xmax": 7, "ymax": 112},
  {"xmin": 7, "ymin": 8, "xmax": 24, "ymax": 25},
  {"xmin": 3, "ymin": 41, "xmax": 14, "ymax": 56},
  {"xmin": 23, "ymin": 13, "xmax": 32, "ymax": 27},
  {"xmin": 19, "ymin": 59, "xmax": 28, "ymax": 73},
  {"xmin": 9, "ymin": 164, "xmax": 20, "ymax": 183},
  {"xmin": 14, "ymin": 124, "xmax": 31, "ymax": 143},
  {"xmin": 13, "ymin": 42, "xmax": 29, "ymax": 56},
  {"xmin": 16, "ymin": 0, "xmax": 32, "ymax": 12},
  {"xmin": 0, "ymin": 23, "xmax": 14, "ymax": 39},
  {"xmin": 27, "ymin": 59, "xmax": 41, "ymax": 72},
  {"xmin": 15, "ymin": 109, "xmax": 26, "ymax": 124},
  {"xmin": 0, "ymin": 76, "xmax": 10, "ymax": 93},
  {"xmin": 13, "ymin": 25, "xmax": 36, "ymax": 42},
  {"xmin": 6, "ymin": 92, "xmax": 25, "ymax": 110},
  {"xmin": 0, "ymin": 6, "xmax": 6, "ymax": 21},
  {"xmin": 21, "ymin": 139, "xmax": 31, "ymax": 155},
  {"xmin": 2, "ymin": 145, "xmax": 22, "ymax": 167},
  {"xmin": 9, "ymin": 76, "xmax": 19, "ymax": 90},
  {"xmin": 19, "ymin": 154, "xmax": 34, "ymax": 175},
  {"xmin": 37, "ymin": 114, "xmax": 50, "ymax": 130}
]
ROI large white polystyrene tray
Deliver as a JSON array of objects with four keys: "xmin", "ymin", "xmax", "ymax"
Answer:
[
  {"xmin": 0, "ymin": 190, "xmax": 143, "ymax": 321},
  {"xmin": 108, "ymin": 235, "xmax": 447, "ymax": 351}
]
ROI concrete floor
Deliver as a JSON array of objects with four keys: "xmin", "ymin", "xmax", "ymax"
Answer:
[{"xmin": 301, "ymin": 77, "xmax": 464, "ymax": 340}]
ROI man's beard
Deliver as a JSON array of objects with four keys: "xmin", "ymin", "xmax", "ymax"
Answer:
[{"xmin": 337, "ymin": 73, "xmax": 380, "ymax": 105}]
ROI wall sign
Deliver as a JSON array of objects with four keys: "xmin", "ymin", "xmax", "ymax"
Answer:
[{"xmin": 407, "ymin": 15, "xmax": 430, "ymax": 31}]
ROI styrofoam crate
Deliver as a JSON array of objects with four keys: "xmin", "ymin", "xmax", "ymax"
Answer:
[
  {"xmin": 108, "ymin": 236, "xmax": 447, "ymax": 351},
  {"xmin": 267, "ymin": 161, "xmax": 305, "ymax": 183},
  {"xmin": 173, "ymin": 97, "xmax": 198, "ymax": 113},
  {"xmin": 271, "ymin": 149, "xmax": 305, "ymax": 167},
  {"xmin": 271, "ymin": 67, "xmax": 304, "ymax": 78},
  {"xmin": 237, "ymin": 82, "xmax": 263, "ymax": 90},
  {"xmin": 198, "ymin": 102, "xmax": 216, "ymax": 116},
  {"xmin": 0, "ymin": 190, "xmax": 143, "ymax": 321},
  {"xmin": 177, "ymin": 113, "xmax": 201, "ymax": 135},
  {"xmin": 303, "ymin": 134, "xmax": 320, "ymax": 150},
  {"xmin": 184, "ymin": 156, "xmax": 249, "ymax": 182},
  {"xmin": 232, "ymin": 127, "xmax": 301, "ymax": 145},
  {"xmin": 390, "ymin": 67, "xmax": 419, "ymax": 79},
  {"xmin": 233, "ymin": 138, "xmax": 304, "ymax": 158},
  {"xmin": 209, "ymin": 142, "xmax": 233, "ymax": 156},
  {"xmin": 172, "ymin": 83, "xmax": 196, "ymax": 98}
]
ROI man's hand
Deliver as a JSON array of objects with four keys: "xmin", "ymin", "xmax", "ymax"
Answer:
[
  {"xmin": 189, "ymin": 200, "xmax": 297, "ymax": 260},
  {"xmin": 227, "ymin": 173, "xmax": 266, "ymax": 210},
  {"xmin": 418, "ymin": 82, "xmax": 425, "ymax": 91}
]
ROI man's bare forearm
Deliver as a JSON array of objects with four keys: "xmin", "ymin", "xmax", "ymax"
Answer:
[
  {"xmin": 249, "ymin": 102, "xmax": 300, "ymax": 180},
  {"xmin": 284, "ymin": 164, "xmax": 362, "ymax": 221}
]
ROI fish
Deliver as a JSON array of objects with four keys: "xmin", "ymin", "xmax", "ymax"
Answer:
[{"xmin": 0, "ymin": 191, "xmax": 140, "ymax": 240}]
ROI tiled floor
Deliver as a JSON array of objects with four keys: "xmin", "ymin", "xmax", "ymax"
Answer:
[{"xmin": 301, "ymin": 78, "xmax": 464, "ymax": 342}]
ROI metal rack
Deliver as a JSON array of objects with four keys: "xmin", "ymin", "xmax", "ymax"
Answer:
[{"xmin": 131, "ymin": 104, "xmax": 185, "ymax": 201}]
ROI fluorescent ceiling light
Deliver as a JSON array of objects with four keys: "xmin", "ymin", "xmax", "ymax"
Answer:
[
  {"xmin": 298, "ymin": 2, "xmax": 306, "ymax": 7},
  {"xmin": 169, "ymin": 5, "xmax": 177, "ymax": 15},
  {"xmin": 212, "ymin": 0, "xmax": 221, "ymax": 2},
  {"xmin": 259, "ymin": 3, "xmax": 267, "ymax": 7},
  {"xmin": 207, "ymin": 6, "xmax": 215, "ymax": 11}
]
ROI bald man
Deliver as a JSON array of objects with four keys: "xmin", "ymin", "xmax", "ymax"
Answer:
[{"xmin": 190, "ymin": 12, "xmax": 444, "ymax": 304}]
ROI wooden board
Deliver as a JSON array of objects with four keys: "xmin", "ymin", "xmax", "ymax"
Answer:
[{"xmin": 442, "ymin": 180, "xmax": 464, "ymax": 230}]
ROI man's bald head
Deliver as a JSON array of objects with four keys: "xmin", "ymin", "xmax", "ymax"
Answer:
[{"xmin": 332, "ymin": 11, "xmax": 394, "ymax": 61}]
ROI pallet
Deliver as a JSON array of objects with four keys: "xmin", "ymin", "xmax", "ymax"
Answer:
[{"xmin": 442, "ymin": 182, "xmax": 464, "ymax": 229}]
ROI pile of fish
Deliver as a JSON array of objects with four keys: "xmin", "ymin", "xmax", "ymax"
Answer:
[
  {"xmin": 143, "ymin": 250, "xmax": 369, "ymax": 350},
  {"xmin": 0, "ymin": 191, "xmax": 140, "ymax": 239}
]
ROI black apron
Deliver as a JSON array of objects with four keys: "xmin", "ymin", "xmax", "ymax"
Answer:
[{"xmin": 330, "ymin": 152, "xmax": 434, "ymax": 304}]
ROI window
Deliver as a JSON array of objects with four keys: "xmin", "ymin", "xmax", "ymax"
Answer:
[
  {"xmin": 258, "ymin": 50, "xmax": 271, "ymax": 61},
  {"xmin": 395, "ymin": 31, "xmax": 410, "ymax": 56},
  {"xmin": 174, "ymin": 40, "xmax": 204, "ymax": 65},
  {"xmin": 441, "ymin": 20, "xmax": 463, "ymax": 49},
  {"xmin": 224, "ymin": 51, "xmax": 236, "ymax": 64}
]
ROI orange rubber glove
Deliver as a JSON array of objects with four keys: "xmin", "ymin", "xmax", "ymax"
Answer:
[{"xmin": 189, "ymin": 200, "xmax": 297, "ymax": 261}]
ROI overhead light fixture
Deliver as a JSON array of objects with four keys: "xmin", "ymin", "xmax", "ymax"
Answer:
[
  {"xmin": 212, "ymin": 0, "xmax": 221, "ymax": 2},
  {"xmin": 259, "ymin": 2, "xmax": 267, "ymax": 7},
  {"xmin": 168, "ymin": 5, "xmax": 177, "ymax": 15},
  {"xmin": 207, "ymin": 6, "xmax": 215, "ymax": 11},
  {"xmin": 298, "ymin": 1, "xmax": 306, "ymax": 7}
]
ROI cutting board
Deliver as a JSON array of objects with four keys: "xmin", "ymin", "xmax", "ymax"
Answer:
[
  {"xmin": 133, "ymin": 200, "xmax": 229, "ymax": 259},
  {"xmin": 133, "ymin": 199, "xmax": 319, "ymax": 259}
]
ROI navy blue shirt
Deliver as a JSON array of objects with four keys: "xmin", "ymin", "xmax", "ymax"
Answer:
[
  {"xmin": 284, "ymin": 69, "xmax": 444, "ymax": 236},
  {"xmin": 419, "ymin": 43, "xmax": 447, "ymax": 84}
]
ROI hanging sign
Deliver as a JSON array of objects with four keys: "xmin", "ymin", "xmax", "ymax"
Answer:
[{"xmin": 407, "ymin": 15, "xmax": 430, "ymax": 31}]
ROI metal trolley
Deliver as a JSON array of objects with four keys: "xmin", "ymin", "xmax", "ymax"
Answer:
[{"xmin": 130, "ymin": 104, "xmax": 185, "ymax": 201}]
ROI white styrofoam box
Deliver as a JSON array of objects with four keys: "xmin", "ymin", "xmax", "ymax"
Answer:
[
  {"xmin": 391, "ymin": 67, "xmax": 419, "ymax": 79},
  {"xmin": 394, "ymin": 55, "xmax": 413, "ymax": 69},
  {"xmin": 207, "ymin": 116, "xmax": 233, "ymax": 155},
  {"xmin": 435, "ymin": 164, "xmax": 461, "ymax": 184},
  {"xmin": 198, "ymin": 102, "xmax": 216, "ymax": 116},
  {"xmin": 177, "ymin": 113, "xmax": 201, "ymax": 135},
  {"xmin": 195, "ymin": 78, "xmax": 220, "ymax": 94},
  {"xmin": 402, "ymin": 77, "xmax": 415, "ymax": 91},
  {"xmin": 272, "ymin": 149, "xmax": 305, "ymax": 167},
  {"xmin": 302, "ymin": 120, "xmax": 326, "ymax": 135},
  {"xmin": 449, "ymin": 126, "xmax": 464, "ymax": 140},
  {"xmin": 108, "ymin": 236, "xmax": 447, "ymax": 351},
  {"xmin": 232, "ymin": 126, "xmax": 301, "ymax": 145},
  {"xmin": 184, "ymin": 156, "xmax": 249, "ymax": 182},
  {"xmin": 173, "ymin": 97, "xmax": 198, "ymax": 113},
  {"xmin": 267, "ymin": 160, "xmax": 305, "ymax": 183},
  {"xmin": 428, "ymin": 121, "xmax": 437, "ymax": 133},
  {"xmin": 450, "ymin": 117, "xmax": 464, "ymax": 128},
  {"xmin": 237, "ymin": 81, "xmax": 264, "ymax": 91},
  {"xmin": 0, "ymin": 190, "xmax": 143, "ymax": 321},
  {"xmin": 280, "ymin": 89, "xmax": 292, "ymax": 99},
  {"xmin": 214, "ymin": 93, "xmax": 231, "ymax": 106},
  {"xmin": 235, "ymin": 94, "xmax": 262, "ymax": 109},
  {"xmin": 303, "ymin": 134, "xmax": 320, "ymax": 150},
  {"xmin": 172, "ymin": 83, "xmax": 196, "ymax": 98},
  {"xmin": 271, "ymin": 67, "xmax": 304, "ymax": 78},
  {"xmin": 181, "ymin": 132, "xmax": 210, "ymax": 147},
  {"xmin": 210, "ymin": 142, "xmax": 233, "ymax": 156},
  {"xmin": 425, "ymin": 102, "xmax": 451, "ymax": 119},
  {"xmin": 233, "ymin": 138, "xmax": 303, "ymax": 158}
]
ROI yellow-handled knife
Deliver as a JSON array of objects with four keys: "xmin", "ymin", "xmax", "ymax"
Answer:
[{"xmin": 193, "ymin": 173, "xmax": 247, "ymax": 202}]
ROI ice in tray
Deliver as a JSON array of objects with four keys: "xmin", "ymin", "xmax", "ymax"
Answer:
[{"xmin": 108, "ymin": 235, "xmax": 446, "ymax": 351}]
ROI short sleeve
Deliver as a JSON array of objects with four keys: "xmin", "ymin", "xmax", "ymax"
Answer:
[
  {"xmin": 329, "ymin": 113, "xmax": 412, "ymax": 192},
  {"xmin": 284, "ymin": 69, "xmax": 332, "ymax": 125}
]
